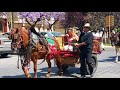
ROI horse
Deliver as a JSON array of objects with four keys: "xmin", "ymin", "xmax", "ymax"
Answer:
[
  {"xmin": 9, "ymin": 27, "xmax": 63, "ymax": 78},
  {"xmin": 110, "ymin": 32, "xmax": 120, "ymax": 63}
]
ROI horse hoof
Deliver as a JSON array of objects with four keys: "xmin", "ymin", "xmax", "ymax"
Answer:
[
  {"xmin": 58, "ymin": 72, "xmax": 63, "ymax": 76},
  {"xmin": 34, "ymin": 76, "xmax": 37, "ymax": 78},
  {"xmin": 27, "ymin": 74, "xmax": 32, "ymax": 78},
  {"xmin": 58, "ymin": 73, "xmax": 62, "ymax": 76},
  {"xmin": 114, "ymin": 61, "xmax": 118, "ymax": 63},
  {"xmin": 46, "ymin": 73, "xmax": 50, "ymax": 78}
]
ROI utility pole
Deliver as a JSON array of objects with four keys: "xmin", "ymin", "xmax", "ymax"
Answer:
[
  {"xmin": 108, "ymin": 13, "xmax": 111, "ymax": 44},
  {"xmin": 105, "ymin": 12, "xmax": 114, "ymax": 44},
  {"xmin": 10, "ymin": 12, "xmax": 14, "ymax": 29}
]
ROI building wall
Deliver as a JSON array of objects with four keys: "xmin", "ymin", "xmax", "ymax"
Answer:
[{"xmin": 0, "ymin": 18, "xmax": 4, "ymax": 33}]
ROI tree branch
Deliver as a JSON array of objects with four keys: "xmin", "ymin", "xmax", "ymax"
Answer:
[
  {"xmin": 33, "ymin": 18, "xmax": 40, "ymax": 27},
  {"xmin": 48, "ymin": 18, "xmax": 59, "ymax": 30},
  {"xmin": 52, "ymin": 18, "xmax": 59, "ymax": 25},
  {"xmin": 25, "ymin": 18, "xmax": 32, "ymax": 27}
]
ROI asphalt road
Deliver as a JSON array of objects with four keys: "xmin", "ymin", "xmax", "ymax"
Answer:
[{"xmin": 0, "ymin": 46, "xmax": 120, "ymax": 78}]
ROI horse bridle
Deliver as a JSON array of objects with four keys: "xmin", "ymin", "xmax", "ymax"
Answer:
[
  {"xmin": 10, "ymin": 28, "xmax": 32, "ymax": 69},
  {"xmin": 11, "ymin": 29, "xmax": 24, "ymax": 51}
]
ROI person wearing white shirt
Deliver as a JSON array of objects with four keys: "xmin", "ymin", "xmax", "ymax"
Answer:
[{"xmin": 92, "ymin": 29, "xmax": 105, "ymax": 51}]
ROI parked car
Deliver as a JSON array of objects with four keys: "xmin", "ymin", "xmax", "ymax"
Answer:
[
  {"xmin": 2, "ymin": 32, "xmax": 10, "ymax": 38},
  {"xmin": 51, "ymin": 32, "xmax": 63, "ymax": 37},
  {"xmin": 0, "ymin": 33, "xmax": 13, "ymax": 57},
  {"xmin": 39, "ymin": 32, "xmax": 55, "ymax": 39}
]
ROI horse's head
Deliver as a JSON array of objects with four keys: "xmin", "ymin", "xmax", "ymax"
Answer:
[
  {"xmin": 10, "ymin": 27, "xmax": 29, "ymax": 51},
  {"xmin": 111, "ymin": 32, "xmax": 120, "ymax": 46}
]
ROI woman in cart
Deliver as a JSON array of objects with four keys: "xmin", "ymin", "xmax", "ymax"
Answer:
[{"xmin": 63, "ymin": 28, "xmax": 79, "ymax": 51}]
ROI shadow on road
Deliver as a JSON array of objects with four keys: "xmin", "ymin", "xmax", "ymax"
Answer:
[
  {"xmin": 0, "ymin": 55, "xmax": 12, "ymax": 59},
  {"xmin": 38, "ymin": 66, "xmax": 80, "ymax": 78},
  {"xmin": 1, "ymin": 74, "xmax": 26, "ymax": 78},
  {"xmin": 98, "ymin": 56, "xmax": 120, "ymax": 62},
  {"xmin": 1, "ymin": 66, "xmax": 80, "ymax": 78},
  {"xmin": 0, "ymin": 54, "xmax": 17, "ymax": 59}
]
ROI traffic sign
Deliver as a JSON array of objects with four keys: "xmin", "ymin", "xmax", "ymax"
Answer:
[{"xmin": 105, "ymin": 15, "xmax": 114, "ymax": 27}]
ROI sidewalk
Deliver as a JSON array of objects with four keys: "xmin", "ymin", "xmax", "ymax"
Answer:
[{"xmin": 104, "ymin": 45, "xmax": 113, "ymax": 48}]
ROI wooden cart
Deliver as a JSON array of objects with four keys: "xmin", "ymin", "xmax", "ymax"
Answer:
[{"xmin": 55, "ymin": 36, "xmax": 102, "ymax": 74}]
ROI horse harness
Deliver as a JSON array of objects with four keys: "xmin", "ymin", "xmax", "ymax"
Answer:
[{"xmin": 11, "ymin": 28, "xmax": 45, "ymax": 69}]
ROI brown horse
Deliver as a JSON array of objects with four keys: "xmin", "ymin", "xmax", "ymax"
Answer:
[
  {"xmin": 9, "ymin": 27, "xmax": 63, "ymax": 78},
  {"xmin": 111, "ymin": 32, "xmax": 120, "ymax": 63}
]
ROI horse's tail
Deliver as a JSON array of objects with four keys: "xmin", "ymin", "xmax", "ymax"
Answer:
[{"xmin": 38, "ymin": 53, "xmax": 49, "ymax": 65}]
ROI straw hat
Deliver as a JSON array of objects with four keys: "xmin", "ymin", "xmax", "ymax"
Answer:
[{"xmin": 84, "ymin": 23, "xmax": 90, "ymax": 28}]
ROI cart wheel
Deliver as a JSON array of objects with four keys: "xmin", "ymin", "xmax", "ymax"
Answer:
[
  {"xmin": 56, "ymin": 62, "xmax": 69, "ymax": 72},
  {"xmin": 92, "ymin": 54, "xmax": 98, "ymax": 73},
  {"xmin": 85, "ymin": 55, "xmax": 98, "ymax": 75}
]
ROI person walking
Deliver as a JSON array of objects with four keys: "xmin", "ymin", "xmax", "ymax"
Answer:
[{"xmin": 75, "ymin": 23, "xmax": 95, "ymax": 78}]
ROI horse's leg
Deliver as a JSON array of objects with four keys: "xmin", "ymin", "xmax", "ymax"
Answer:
[
  {"xmin": 22, "ymin": 65, "xmax": 32, "ymax": 78},
  {"xmin": 46, "ymin": 59, "xmax": 51, "ymax": 78},
  {"xmin": 58, "ymin": 62, "xmax": 62, "ymax": 76},
  {"xmin": 56, "ymin": 55, "xmax": 63, "ymax": 76},
  {"xmin": 33, "ymin": 59, "xmax": 38, "ymax": 78},
  {"xmin": 31, "ymin": 52, "xmax": 38, "ymax": 78},
  {"xmin": 20, "ymin": 56, "xmax": 31, "ymax": 78},
  {"xmin": 115, "ymin": 46, "xmax": 119, "ymax": 63}
]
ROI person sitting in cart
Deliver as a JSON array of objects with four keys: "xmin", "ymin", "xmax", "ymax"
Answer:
[
  {"xmin": 63, "ymin": 28, "xmax": 79, "ymax": 51},
  {"xmin": 75, "ymin": 23, "xmax": 94, "ymax": 78}
]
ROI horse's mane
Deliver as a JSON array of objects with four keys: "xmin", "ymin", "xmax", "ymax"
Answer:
[{"xmin": 21, "ymin": 27, "xmax": 29, "ymax": 34}]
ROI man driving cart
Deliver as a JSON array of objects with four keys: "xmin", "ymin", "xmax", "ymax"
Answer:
[{"xmin": 75, "ymin": 23, "xmax": 95, "ymax": 78}]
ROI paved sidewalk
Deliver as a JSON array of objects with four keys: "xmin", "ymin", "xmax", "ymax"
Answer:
[
  {"xmin": 93, "ymin": 46, "xmax": 120, "ymax": 78},
  {"xmin": 104, "ymin": 45, "xmax": 113, "ymax": 48}
]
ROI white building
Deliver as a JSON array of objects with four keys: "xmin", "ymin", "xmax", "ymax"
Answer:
[{"xmin": 0, "ymin": 14, "xmax": 10, "ymax": 33}]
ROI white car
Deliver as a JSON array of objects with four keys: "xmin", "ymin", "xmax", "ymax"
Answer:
[{"xmin": 0, "ymin": 33, "xmax": 12, "ymax": 57}]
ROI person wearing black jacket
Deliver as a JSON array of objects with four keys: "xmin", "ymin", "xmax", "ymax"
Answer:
[{"xmin": 75, "ymin": 23, "xmax": 94, "ymax": 78}]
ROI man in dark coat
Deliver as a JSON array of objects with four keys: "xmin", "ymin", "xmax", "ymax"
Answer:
[{"xmin": 75, "ymin": 23, "xmax": 94, "ymax": 78}]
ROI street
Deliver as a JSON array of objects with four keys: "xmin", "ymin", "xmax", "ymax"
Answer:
[{"xmin": 0, "ymin": 46, "xmax": 120, "ymax": 78}]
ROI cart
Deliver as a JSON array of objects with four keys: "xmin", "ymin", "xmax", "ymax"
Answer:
[{"xmin": 55, "ymin": 36, "xmax": 102, "ymax": 74}]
